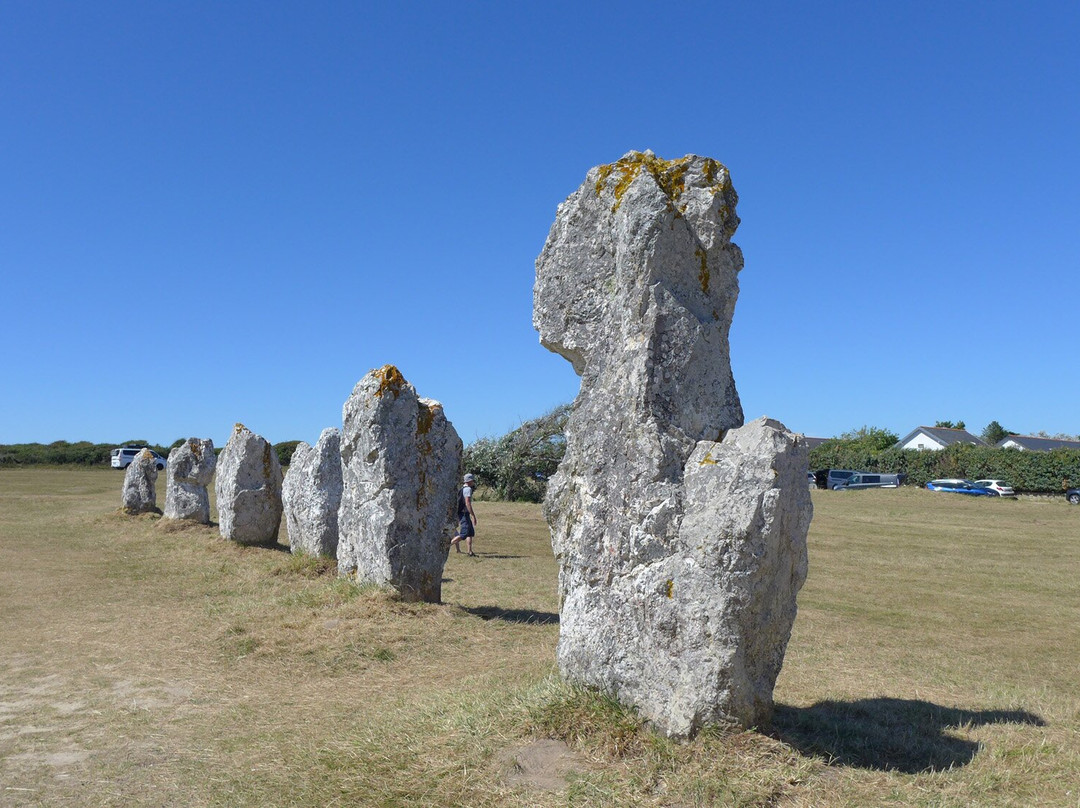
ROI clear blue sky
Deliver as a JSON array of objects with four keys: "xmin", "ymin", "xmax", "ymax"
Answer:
[{"xmin": 3, "ymin": 1, "xmax": 1077, "ymax": 448}]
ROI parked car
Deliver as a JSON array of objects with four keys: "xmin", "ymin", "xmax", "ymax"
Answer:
[
  {"xmin": 926, "ymin": 479, "xmax": 998, "ymax": 496},
  {"xmin": 973, "ymin": 479, "xmax": 1015, "ymax": 497},
  {"xmin": 1067, "ymin": 488, "xmax": 1080, "ymax": 505},
  {"xmin": 111, "ymin": 447, "xmax": 167, "ymax": 471},
  {"xmin": 833, "ymin": 472, "xmax": 905, "ymax": 490},
  {"xmin": 813, "ymin": 469, "xmax": 859, "ymax": 490},
  {"xmin": 807, "ymin": 471, "xmax": 816, "ymax": 489}
]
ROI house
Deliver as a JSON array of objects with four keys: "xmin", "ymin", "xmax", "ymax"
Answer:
[
  {"xmin": 799, "ymin": 436, "xmax": 831, "ymax": 451},
  {"xmin": 996, "ymin": 435, "xmax": 1080, "ymax": 451},
  {"xmin": 895, "ymin": 426, "xmax": 988, "ymax": 451}
]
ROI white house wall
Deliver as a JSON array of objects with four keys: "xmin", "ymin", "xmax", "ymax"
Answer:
[{"xmin": 900, "ymin": 434, "xmax": 946, "ymax": 451}]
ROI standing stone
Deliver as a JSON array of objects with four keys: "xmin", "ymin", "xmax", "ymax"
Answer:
[
  {"xmin": 282, "ymin": 428, "xmax": 342, "ymax": 557},
  {"xmin": 534, "ymin": 151, "xmax": 812, "ymax": 736},
  {"xmin": 121, "ymin": 449, "xmax": 159, "ymax": 514},
  {"xmin": 338, "ymin": 365, "xmax": 462, "ymax": 602},
  {"xmin": 163, "ymin": 438, "xmax": 216, "ymax": 523},
  {"xmin": 215, "ymin": 423, "xmax": 283, "ymax": 545}
]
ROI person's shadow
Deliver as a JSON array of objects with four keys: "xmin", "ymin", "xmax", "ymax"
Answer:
[{"xmin": 771, "ymin": 698, "xmax": 1045, "ymax": 773}]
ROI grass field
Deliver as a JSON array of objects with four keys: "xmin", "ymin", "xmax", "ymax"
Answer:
[{"xmin": 1, "ymin": 467, "xmax": 1078, "ymax": 807}]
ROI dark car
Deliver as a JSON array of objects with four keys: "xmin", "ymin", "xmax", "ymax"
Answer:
[
  {"xmin": 1067, "ymin": 488, "xmax": 1080, "ymax": 505},
  {"xmin": 926, "ymin": 478, "xmax": 998, "ymax": 496},
  {"xmin": 812, "ymin": 469, "xmax": 858, "ymax": 490},
  {"xmin": 834, "ymin": 472, "xmax": 905, "ymax": 490}
]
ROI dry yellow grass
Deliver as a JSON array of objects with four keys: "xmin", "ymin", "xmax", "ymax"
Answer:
[{"xmin": 1, "ymin": 469, "xmax": 1078, "ymax": 806}]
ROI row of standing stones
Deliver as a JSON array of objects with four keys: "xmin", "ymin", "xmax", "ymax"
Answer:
[
  {"xmin": 120, "ymin": 364, "xmax": 462, "ymax": 605},
  {"xmin": 122, "ymin": 150, "xmax": 812, "ymax": 739}
]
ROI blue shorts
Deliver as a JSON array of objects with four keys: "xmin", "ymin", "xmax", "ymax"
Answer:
[{"xmin": 457, "ymin": 513, "xmax": 475, "ymax": 538}]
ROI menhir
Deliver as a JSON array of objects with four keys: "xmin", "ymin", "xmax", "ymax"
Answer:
[
  {"xmin": 164, "ymin": 438, "xmax": 216, "ymax": 523},
  {"xmin": 282, "ymin": 427, "xmax": 342, "ymax": 557},
  {"xmin": 533, "ymin": 151, "xmax": 812, "ymax": 737},
  {"xmin": 215, "ymin": 424, "xmax": 283, "ymax": 545},
  {"xmin": 337, "ymin": 365, "xmax": 462, "ymax": 602}
]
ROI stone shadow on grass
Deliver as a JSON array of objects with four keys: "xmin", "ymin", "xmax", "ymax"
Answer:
[
  {"xmin": 248, "ymin": 538, "xmax": 292, "ymax": 554},
  {"xmin": 464, "ymin": 606, "xmax": 560, "ymax": 625},
  {"xmin": 772, "ymin": 698, "xmax": 1045, "ymax": 773}
]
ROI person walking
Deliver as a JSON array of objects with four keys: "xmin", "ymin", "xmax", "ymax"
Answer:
[{"xmin": 450, "ymin": 473, "xmax": 478, "ymax": 556}]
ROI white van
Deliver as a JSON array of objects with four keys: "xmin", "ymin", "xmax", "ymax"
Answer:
[{"xmin": 111, "ymin": 447, "xmax": 167, "ymax": 470}]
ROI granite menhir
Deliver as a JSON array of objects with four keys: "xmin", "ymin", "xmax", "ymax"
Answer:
[{"xmin": 534, "ymin": 151, "xmax": 812, "ymax": 737}]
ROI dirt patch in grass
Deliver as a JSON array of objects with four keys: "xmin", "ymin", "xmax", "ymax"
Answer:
[{"xmin": 497, "ymin": 738, "xmax": 590, "ymax": 792}]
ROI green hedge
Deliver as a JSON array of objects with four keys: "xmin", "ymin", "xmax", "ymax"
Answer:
[
  {"xmin": 809, "ymin": 441, "xmax": 1080, "ymax": 493},
  {"xmin": 0, "ymin": 441, "xmax": 171, "ymax": 467},
  {"xmin": 1, "ymin": 439, "xmax": 303, "ymax": 468}
]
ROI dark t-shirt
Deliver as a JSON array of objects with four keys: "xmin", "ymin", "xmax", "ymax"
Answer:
[{"xmin": 457, "ymin": 485, "xmax": 474, "ymax": 516}]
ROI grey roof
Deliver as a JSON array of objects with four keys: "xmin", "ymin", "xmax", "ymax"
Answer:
[
  {"xmin": 895, "ymin": 426, "xmax": 988, "ymax": 448},
  {"xmin": 996, "ymin": 435, "xmax": 1080, "ymax": 451},
  {"xmin": 800, "ymin": 436, "xmax": 830, "ymax": 450}
]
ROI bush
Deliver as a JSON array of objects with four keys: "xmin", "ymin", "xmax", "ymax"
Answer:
[
  {"xmin": 463, "ymin": 404, "xmax": 570, "ymax": 502},
  {"xmin": 274, "ymin": 441, "xmax": 302, "ymax": 467}
]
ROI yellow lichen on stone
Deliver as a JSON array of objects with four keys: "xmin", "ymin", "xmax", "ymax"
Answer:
[
  {"xmin": 416, "ymin": 401, "xmax": 437, "ymax": 435},
  {"xmin": 665, "ymin": 579, "xmax": 674, "ymax": 598},
  {"xmin": 695, "ymin": 247, "xmax": 710, "ymax": 294},
  {"xmin": 594, "ymin": 163, "xmax": 615, "ymax": 196},
  {"xmin": 593, "ymin": 152, "xmax": 694, "ymax": 213},
  {"xmin": 702, "ymin": 157, "xmax": 728, "ymax": 190},
  {"xmin": 699, "ymin": 450, "xmax": 718, "ymax": 466},
  {"xmin": 374, "ymin": 365, "xmax": 406, "ymax": 399}
]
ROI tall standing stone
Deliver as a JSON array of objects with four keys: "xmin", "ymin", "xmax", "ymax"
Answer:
[
  {"xmin": 534, "ymin": 151, "xmax": 812, "ymax": 736},
  {"xmin": 164, "ymin": 438, "xmax": 216, "ymax": 523},
  {"xmin": 215, "ymin": 423, "xmax": 283, "ymax": 545},
  {"xmin": 338, "ymin": 365, "xmax": 462, "ymax": 602},
  {"xmin": 121, "ymin": 449, "xmax": 159, "ymax": 514},
  {"xmin": 282, "ymin": 428, "xmax": 343, "ymax": 557}
]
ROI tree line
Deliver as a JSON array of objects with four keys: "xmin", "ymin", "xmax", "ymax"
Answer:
[{"xmin": 1, "ymin": 439, "xmax": 302, "ymax": 468}]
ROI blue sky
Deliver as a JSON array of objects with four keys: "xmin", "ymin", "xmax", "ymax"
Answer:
[{"xmin": 2, "ymin": 1, "xmax": 1077, "ymax": 448}]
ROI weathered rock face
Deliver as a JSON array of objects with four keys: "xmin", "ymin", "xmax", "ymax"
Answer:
[
  {"xmin": 338, "ymin": 365, "xmax": 462, "ymax": 602},
  {"xmin": 121, "ymin": 449, "xmax": 159, "ymax": 514},
  {"xmin": 163, "ymin": 438, "xmax": 216, "ymax": 523},
  {"xmin": 215, "ymin": 424, "xmax": 283, "ymax": 545},
  {"xmin": 282, "ymin": 428, "xmax": 342, "ymax": 557},
  {"xmin": 534, "ymin": 151, "xmax": 811, "ymax": 736}
]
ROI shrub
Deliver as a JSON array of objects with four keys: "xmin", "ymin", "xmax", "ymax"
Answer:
[
  {"xmin": 274, "ymin": 441, "xmax": 302, "ymax": 467},
  {"xmin": 463, "ymin": 404, "xmax": 569, "ymax": 502}
]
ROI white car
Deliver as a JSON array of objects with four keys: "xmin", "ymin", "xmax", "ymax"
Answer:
[
  {"xmin": 973, "ymin": 479, "xmax": 1015, "ymax": 497},
  {"xmin": 111, "ymin": 447, "xmax": 167, "ymax": 470}
]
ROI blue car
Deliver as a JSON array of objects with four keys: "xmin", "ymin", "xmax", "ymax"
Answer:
[{"xmin": 926, "ymin": 478, "xmax": 998, "ymax": 496}]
